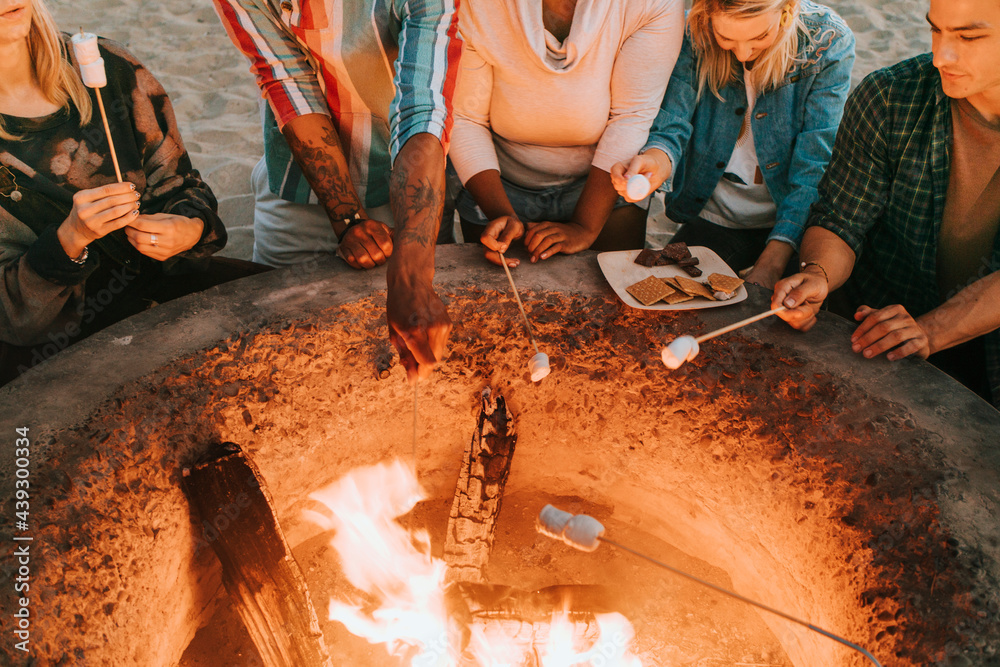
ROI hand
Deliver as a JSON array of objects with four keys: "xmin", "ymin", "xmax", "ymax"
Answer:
[
  {"xmin": 338, "ymin": 219, "xmax": 393, "ymax": 269},
  {"xmin": 772, "ymin": 269, "xmax": 829, "ymax": 331},
  {"xmin": 743, "ymin": 264, "xmax": 783, "ymax": 290},
  {"xmin": 851, "ymin": 304, "xmax": 933, "ymax": 361},
  {"xmin": 57, "ymin": 182, "xmax": 140, "ymax": 259},
  {"xmin": 386, "ymin": 276, "xmax": 452, "ymax": 383},
  {"xmin": 610, "ymin": 149, "xmax": 672, "ymax": 203},
  {"xmin": 744, "ymin": 240, "xmax": 795, "ymax": 290},
  {"xmin": 480, "ymin": 215, "xmax": 524, "ymax": 267},
  {"xmin": 125, "ymin": 213, "xmax": 204, "ymax": 261},
  {"xmin": 523, "ymin": 221, "xmax": 597, "ymax": 262}
]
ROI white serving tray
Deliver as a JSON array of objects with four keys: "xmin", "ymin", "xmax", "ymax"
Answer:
[{"xmin": 597, "ymin": 247, "xmax": 748, "ymax": 311}]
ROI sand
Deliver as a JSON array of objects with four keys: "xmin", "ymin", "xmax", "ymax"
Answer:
[{"xmin": 47, "ymin": 0, "xmax": 932, "ymax": 255}]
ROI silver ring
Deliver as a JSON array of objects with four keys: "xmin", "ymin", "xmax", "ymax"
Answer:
[{"xmin": 150, "ymin": 233, "xmax": 158, "ymax": 247}]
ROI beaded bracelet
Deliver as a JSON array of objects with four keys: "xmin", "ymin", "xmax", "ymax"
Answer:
[{"xmin": 800, "ymin": 261, "xmax": 829, "ymax": 283}]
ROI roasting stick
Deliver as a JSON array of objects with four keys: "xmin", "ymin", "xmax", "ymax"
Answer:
[
  {"xmin": 498, "ymin": 252, "xmax": 550, "ymax": 382},
  {"xmin": 695, "ymin": 305, "xmax": 787, "ymax": 344},
  {"xmin": 662, "ymin": 306, "xmax": 787, "ymax": 369},
  {"xmin": 412, "ymin": 382, "xmax": 418, "ymax": 473},
  {"xmin": 72, "ymin": 30, "xmax": 123, "ymax": 182},
  {"xmin": 537, "ymin": 505, "xmax": 884, "ymax": 667}
]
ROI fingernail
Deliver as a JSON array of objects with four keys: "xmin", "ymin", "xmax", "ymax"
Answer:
[
  {"xmin": 851, "ymin": 344, "xmax": 860, "ymax": 352},
  {"xmin": 783, "ymin": 298, "xmax": 796, "ymax": 308},
  {"xmin": 135, "ymin": 192, "xmax": 141, "ymax": 199},
  {"xmin": 129, "ymin": 183, "xmax": 135, "ymax": 191},
  {"xmin": 131, "ymin": 209, "xmax": 139, "ymax": 216},
  {"xmin": 863, "ymin": 350, "xmax": 873, "ymax": 358}
]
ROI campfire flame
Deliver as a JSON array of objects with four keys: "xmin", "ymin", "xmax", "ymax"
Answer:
[{"xmin": 307, "ymin": 461, "xmax": 643, "ymax": 666}]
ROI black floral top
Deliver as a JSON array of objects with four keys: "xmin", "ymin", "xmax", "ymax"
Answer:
[{"xmin": 0, "ymin": 35, "xmax": 226, "ymax": 346}]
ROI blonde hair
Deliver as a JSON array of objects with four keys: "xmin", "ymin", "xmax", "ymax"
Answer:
[
  {"xmin": 0, "ymin": 0, "xmax": 93, "ymax": 141},
  {"xmin": 688, "ymin": 0, "xmax": 807, "ymax": 100}
]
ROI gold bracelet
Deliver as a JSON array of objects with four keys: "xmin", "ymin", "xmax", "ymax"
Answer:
[{"xmin": 800, "ymin": 261, "xmax": 829, "ymax": 283}]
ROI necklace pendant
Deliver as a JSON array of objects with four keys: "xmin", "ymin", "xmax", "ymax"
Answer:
[{"xmin": 10, "ymin": 190, "xmax": 22, "ymax": 202}]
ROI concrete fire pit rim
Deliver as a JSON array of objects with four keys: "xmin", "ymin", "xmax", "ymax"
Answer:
[{"xmin": 2, "ymin": 243, "xmax": 998, "ymax": 458}]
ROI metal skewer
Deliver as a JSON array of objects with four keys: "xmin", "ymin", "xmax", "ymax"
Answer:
[{"xmin": 537, "ymin": 505, "xmax": 883, "ymax": 667}]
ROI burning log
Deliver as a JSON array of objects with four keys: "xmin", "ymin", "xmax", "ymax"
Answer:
[
  {"xmin": 182, "ymin": 442, "xmax": 332, "ymax": 667},
  {"xmin": 446, "ymin": 583, "xmax": 635, "ymax": 665},
  {"xmin": 444, "ymin": 388, "xmax": 518, "ymax": 583}
]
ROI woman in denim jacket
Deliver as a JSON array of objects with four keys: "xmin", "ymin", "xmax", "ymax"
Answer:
[{"xmin": 612, "ymin": 0, "xmax": 854, "ymax": 288}]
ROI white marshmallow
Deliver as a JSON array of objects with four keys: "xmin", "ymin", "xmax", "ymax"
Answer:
[
  {"xmin": 536, "ymin": 505, "xmax": 572, "ymax": 539},
  {"xmin": 79, "ymin": 58, "xmax": 107, "ymax": 88},
  {"xmin": 71, "ymin": 32, "xmax": 101, "ymax": 66},
  {"xmin": 661, "ymin": 335, "xmax": 699, "ymax": 369},
  {"xmin": 626, "ymin": 174, "xmax": 651, "ymax": 201},
  {"xmin": 536, "ymin": 505, "xmax": 605, "ymax": 552},
  {"xmin": 713, "ymin": 290, "xmax": 736, "ymax": 301},
  {"xmin": 529, "ymin": 351, "xmax": 550, "ymax": 383},
  {"xmin": 563, "ymin": 515, "xmax": 605, "ymax": 551}
]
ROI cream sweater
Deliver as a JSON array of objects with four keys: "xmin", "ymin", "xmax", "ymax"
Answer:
[{"xmin": 450, "ymin": 0, "xmax": 684, "ymax": 189}]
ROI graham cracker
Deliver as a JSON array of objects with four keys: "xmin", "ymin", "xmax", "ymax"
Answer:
[
  {"xmin": 673, "ymin": 275, "xmax": 716, "ymax": 301},
  {"xmin": 626, "ymin": 275, "xmax": 672, "ymax": 306},
  {"xmin": 708, "ymin": 273, "xmax": 744, "ymax": 294},
  {"xmin": 661, "ymin": 290, "xmax": 694, "ymax": 304}
]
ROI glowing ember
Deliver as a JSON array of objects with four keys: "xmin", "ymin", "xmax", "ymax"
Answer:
[{"xmin": 307, "ymin": 460, "xmax": 644, "ymax": 666}]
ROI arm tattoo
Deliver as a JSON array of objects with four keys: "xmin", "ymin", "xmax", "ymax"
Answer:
[
  {"xmin": 285, "ymin": 125, "xmax": 361, "ymax": 220},
  {"xmin": 390, "ymin": 161, "xmax": 442, "ymax": 249}
]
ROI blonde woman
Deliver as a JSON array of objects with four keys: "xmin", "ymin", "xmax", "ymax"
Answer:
[
  {"xmin": 450, "ymin": 0, "xmax": 685, "ymax": 267},
  {"xmin": 612, "ymin": 0, "xmax": 854, "ymax": 288},
  {"xmin": 0, "ymin": 0, "xmax": 264, "ymax": 384}
]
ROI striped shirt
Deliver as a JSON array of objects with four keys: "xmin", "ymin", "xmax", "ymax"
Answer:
[
  {"xmin": 809, "ymin": 54, "xmax": 1000, "ymax": 407},
  {"xmin": 213, "ymin": 0, "xmax": 461, "ymax": 206}
]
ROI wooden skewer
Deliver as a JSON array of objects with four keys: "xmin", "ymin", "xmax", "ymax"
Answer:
[
  {"xmin": 498, "ymin": 252, "xmax": 540, "ymax": 354},
  {"xmin": 94, "ymin": 90, "xmax": 123, "ymax": 183},
  {"xmin": 412, "ymin": 382, "xmax": 418, "ymax": 473},
  {"xmin": 694, "ymin": 306, "xmax": 787, "ymax": 344}
]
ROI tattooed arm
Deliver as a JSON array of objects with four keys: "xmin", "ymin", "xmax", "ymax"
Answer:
[
  {"xmin": 281, "ymin": 114, "xmax": 394, "ymax": 268},
  {"xmin": 386, "ymin": 133, "xmax": 452, "ymax": 382}
]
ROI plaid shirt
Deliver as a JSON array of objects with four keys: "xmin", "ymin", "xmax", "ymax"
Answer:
[
  {"xmin": 809, "ymin": 54, "xmax": 1000, "ymax": 407},
  {"xmin": 213, "ymin": 0, "xmax": 461, "ymax": 207}
]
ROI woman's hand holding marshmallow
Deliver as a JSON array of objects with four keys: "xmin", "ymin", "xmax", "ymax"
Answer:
[
  {"xmin": 57, "ymin": 182, "xmax": 141, "ymax": 260},
  {"xmin": 480, "ymin": 215, "xmax": 524, "ymax": 267},
  {"xmin": 610, "ymin": 149, "xmax": 672, "ymax": 203}
]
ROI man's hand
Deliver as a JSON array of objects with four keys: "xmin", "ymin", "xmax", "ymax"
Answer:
[
  {"xmin": 610, "ymin": 149, "xmax": 672, "ymax": 203},
  {"xmin": 387, "ymin": 132, "xmax": 451, "ymax": 382},
  {"xmin": 523, "ymin": 221, "xmax": 596, "ymax": 262},
  {"xmin": 125, "ymin": 213, "xmax": 204, "ymax": 261},
  {"xmin": 386, "ymin": 276, "xmax": 452, "ymax": 382},
  {"xmin": 772, "ymin": 268, "xmax": 829, "ymax": 331},
  {"xmin": 338, "ymin": 219, "xmax": 393, "ymax": 269},
  {"xmin": 851, "ymin": 304, "xmax": 933, "ymax": 361},
  {"xmin": 57, "ymin": 182, "xmax": 140, "ymax": 259},
  {"xmin": 480, "ymin": 215, "xmax": 524, "ymax": 267}
]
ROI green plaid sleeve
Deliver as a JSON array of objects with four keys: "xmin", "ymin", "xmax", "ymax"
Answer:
[{"xmin": 808, "ymin": 68, "xmax": 894, "ymax": 257}]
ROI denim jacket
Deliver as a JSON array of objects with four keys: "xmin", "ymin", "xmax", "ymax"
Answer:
[{"xmin": 643, "ymin": 0, "xmax": 855, "ymax": 249}]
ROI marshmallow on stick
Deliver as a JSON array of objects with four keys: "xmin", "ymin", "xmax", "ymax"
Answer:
[
  {"xmin": 661, "ymin": 306, "xmax": 787, "ymax": 370},
  {"xmin": 499, "ymin": 251, "xmax": 551, "ymax": 383},
  {"xmin": 71, "ymin": 31, "xmax": 122, "ymax": 182}
]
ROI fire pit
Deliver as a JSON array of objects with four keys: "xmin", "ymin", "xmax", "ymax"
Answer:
[{"xmin": 1, "ymin": 245, "xmax": 998, "ymax": 666}]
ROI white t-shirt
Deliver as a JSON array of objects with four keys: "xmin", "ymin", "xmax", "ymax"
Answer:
[{"xmin": 700, "ymin": 66, "xmax": 777, "ymax": 229}]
